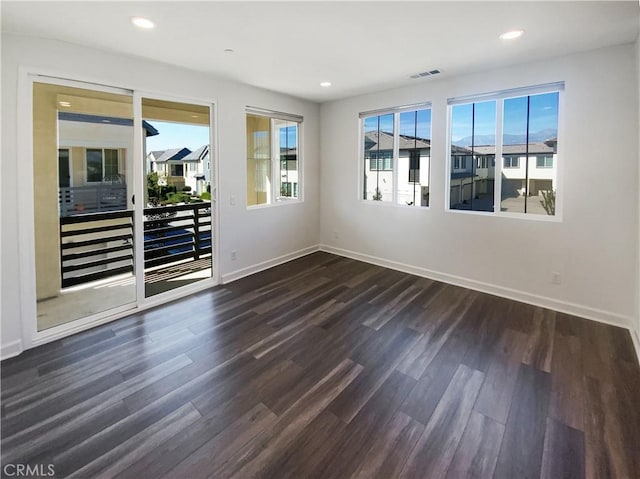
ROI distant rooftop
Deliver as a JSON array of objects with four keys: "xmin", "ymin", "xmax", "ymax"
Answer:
[
  {"xmin": 182, "ymin": 145, "xmax": 209, "ymax": 161},
  {"xmin": 364, "ymin": 131, "xmax": 430, "ymax": 151},
  {"xmin": 148, "ymin": 147, "xmax": 191, "ymax": 163}
]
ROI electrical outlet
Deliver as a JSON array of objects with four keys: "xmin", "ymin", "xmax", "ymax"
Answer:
[
  {"xmin": 230, "ymin": 195, "xmax": 236, "ymax": 206},
  {"xmin": 551, "ymin": 272, "xmax": 561, "ymax": 285},
  {"xmin": 231, "ymin": 250, "xmax": 237, "ymax": 261},
  {"xmin": 333, "ymin": 230, "xmax": 339, "ymax": 240}
]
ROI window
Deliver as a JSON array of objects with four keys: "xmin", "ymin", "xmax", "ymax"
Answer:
[
  {"xmin": 361, "ymin": 105, "xmax": 431, "ymax": 207},
  {"xmin": 503, "ymin": 156, "xmax": 520, "ymax": 168},
  {"xmin": 246, "ymin": 109, "xmax": 302, "ymax": 206},
  {"xmin": 449, "ymin": 101, "xmax": 496, "ymax": 212},
  {"xmin": 277, "ymin": 120, "xmax": 299, "ymax": 199},
  {"xmin": 86, "ymin": 148, "xmax": 118, "ymax": 182},
  {"xmin": 477, "ymin": 157, "xmax": 487, "ymax": 169},
  {"xmin": 281, "ymin": 182, "xmax": 298, "ymax": 197},
  {"xmin": 453, "ymin": 156, "xmax": 470, "ymax": 171},
  {"xmin": 170, "ymin": 164, "xmax": 184, "ymax": 176},
  {"xmin": 536, "ymin": 155, "xmax": 554, "ymax": 168},
  {"xmin": 369, "ymin": 152, "xmax": 393, "ymax": 171},
  {"xmin": 448, "ymin": 83, "xmax": 562, "ymax": 217},
  {"xmin": 501, "ymin": 91, "xmax": 559, "ymax": 215}
]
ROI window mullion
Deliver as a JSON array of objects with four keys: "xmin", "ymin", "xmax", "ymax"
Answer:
[
  {"xmin": 267, "ymin": 118, "xmax": 280, "ymax": 204},
  {"xmin": 392, "ymin": 112, "xmax": 399, "ymax": 204},
  {"xmin": 494, "ymin": 100, "xmax": 504, "ymax": 213}
]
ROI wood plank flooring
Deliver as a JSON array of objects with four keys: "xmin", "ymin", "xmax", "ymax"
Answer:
[{"xmin": 2, "ymin": 252, "xmax": 639, "ymax": 478}]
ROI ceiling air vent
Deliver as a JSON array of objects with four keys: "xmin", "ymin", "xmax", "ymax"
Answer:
[{"xmin": 409, "ymin": 69, "xmax": 441, "ymax": 79}]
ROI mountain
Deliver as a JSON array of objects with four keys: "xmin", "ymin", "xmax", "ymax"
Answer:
[{"xmin": 453, "ymin": 128, "xmax": 557, "ymax": 147}]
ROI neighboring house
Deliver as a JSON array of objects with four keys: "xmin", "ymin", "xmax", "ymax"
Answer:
[
  {"xmin": 363, "ymin": 131, "xmax": 431, "ymax": 205},
  {"xmin": 181, "ymin": 145, "xmax": 211, "ymax": 194},
  {"xmin": 449, "ymin": 140, "xmax": 557, "ymax": 210},
  {"xmin": 57, "ymin": 112, "xmax": 158, "ymax": 216},
  {"xmin": 147, "ymin": 147, "xmax": 191, "ymax": 189},
  {"xmin": 147, "ymin": 144, "xmax": 211, "ymax": 194},
  {"xmin": 278, "ymin": 145, "xmax": 298, "ymax": 198}
]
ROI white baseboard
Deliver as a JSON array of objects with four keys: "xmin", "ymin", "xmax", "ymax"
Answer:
[
  {"xmin": 319, "ymin": 244, "xmax": 634, "ymax": 331},
  {"xmin": 221, "ymin": 245, "xmax": 320, "ymax": 284},
  {"xmin": 1, "ymin": 340, "xmax": 23, "ymax": 361}
]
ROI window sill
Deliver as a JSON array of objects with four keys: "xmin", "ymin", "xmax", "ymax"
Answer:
[
  {"xmin": 247, "ymin": 199, "xmax": 303, "ymax": 211},
  {"xmin": 359, "ymin": 199, "xmax": 431, "ymax": 211},
  {"xmin": 446, "ymin": 207, "xmax": 562, "ymax": 223}
]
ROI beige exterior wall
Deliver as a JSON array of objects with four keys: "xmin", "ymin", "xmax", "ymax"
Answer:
[
  {"xmin": 246, "ymin": 114, "xmax": 271, "ymax": 206},
  {"xmin": 71, "ymin": 146, "xmax": 83, "ymax": 186},
  {"xmin": 33, "ymin": 83, "xmax": 133, "ymax": 301},
  {"xmin": 33, "ymin": 83, "xmax": 61, "ymax": 299}
]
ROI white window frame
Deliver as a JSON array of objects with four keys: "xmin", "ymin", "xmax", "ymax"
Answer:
[
  {"xmin": 246, "ymin": 107, "xmax": 303, "ymax": 208},
  {"xmin": 536, "ymin": 155, "xmax": 554, "ymax": 169},
  {"xmin": 359, "ymin": 102, "xmax": 432, "ymax": 208},
  {"xmin": 446, "ymin": 82, "xmax": 564, "ymax": 222},
  {"xmin": 503, "ymin": 156, "xmax": 520, "ymax": 169}
]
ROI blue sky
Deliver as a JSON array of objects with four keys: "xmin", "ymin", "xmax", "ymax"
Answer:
[
  {"xmin": 145, "ymin": 121, "xmax": 210, "ymax": 151},
  {"xmin": 363, "ymin": 92, "xmax": 558, "ymax": 145},
  {"xmin": 147, "ymin": 121, "xmax": 297, "ymax": 152},
  {"xmin": 364, "ymin": 109, "xmax": 432, "ymax": 139},
  {"xmin": 451, "ymin": 92, "xmax": 559, "ymax": 143},
  {"xmin": 280, "ymin": 125, "xmax": 298, "ymax": 148}
]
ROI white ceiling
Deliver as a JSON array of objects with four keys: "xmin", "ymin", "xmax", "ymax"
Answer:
[{"xmin": 2, "ymin": 1, "xmax": 639, "ymax": 102}]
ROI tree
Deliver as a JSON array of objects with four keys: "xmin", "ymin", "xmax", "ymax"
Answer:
[
  {"xmin": 540, "ymin": 189, "xmax": 556, "ymax": 216},
  {"xmin": 146, "ymin": 172, "xmax": 167, "ymax": 206},
  {"xmin": 373, "ymin": 187, "xmax": 383, "ymax": 201}
]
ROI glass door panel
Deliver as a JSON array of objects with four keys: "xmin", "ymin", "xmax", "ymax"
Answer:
[
  {"xmin": 33, "ymin": 81, "xmax": 136, "ymax": 330},
  {"xmin": 141, "ymin": 98, "xmax": 212, "ymax": 297}
]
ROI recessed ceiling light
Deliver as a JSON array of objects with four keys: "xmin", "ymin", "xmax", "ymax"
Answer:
[
  {"xmin": 59, "ymin": 101, "xmax": 71, "ymax": 107},
  {"xmin": 320, "ymin": 81, "xmax": 332, "ymax": 87},
  {"xmin": 131, "ymin": 17, "xmax": 155, "ymax": 29},
  {"xmin": 224, "ymin": 49, "xmax": 234, "ymax": 53},
  {"xmin": 499, "ymin": 29, "xmax": 524, "ymax": 40}
]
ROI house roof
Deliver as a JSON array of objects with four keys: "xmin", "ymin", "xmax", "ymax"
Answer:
[
  {"xmin": 280, "ymin": 147, "xmax": 297, "ymax": 157},
  {"xmin": 364, "ymin": 131, "xmax": 430, "ymax": 152},
  {"xmin": 182, "ymin": 145, "xmax": 209, "ymax": 162},
  {"xmin": 473, "ymin": 142, "xmax": 555, "ymax": 155},
  {"xmin": 58, "ymin": 112, "xmax": 159, "ymax": 137},
  {"xmin": 148, "ymin": 147, "xmax": 191, "ymax": 163}
]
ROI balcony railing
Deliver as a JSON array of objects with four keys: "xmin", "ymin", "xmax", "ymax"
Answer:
[
  {"xmin": 59, "ymin": 202, "xmax": 212, "ymax": 288},
  {"xmin": 60, "ymin": 210, "xmax": 134, "ymax": 288},
  {"xmin": 143, "ymin": 202, "xmax": 212, "ymax": 270},
  {"xmin": 59, "ymin": 184, "xmax": 127, "ymax": 217}
]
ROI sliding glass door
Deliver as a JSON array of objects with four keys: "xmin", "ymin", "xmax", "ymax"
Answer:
[
  {"xmin": 31, "ymin": 78, "xmax": 215, "ymax": 333},
  {"xmin": 33, "ymin": 80, "xmax": 137, "ymax": 330},
  {"xmin": 140, "ymin": 97, "xmax": 213, "ymax": 298}
]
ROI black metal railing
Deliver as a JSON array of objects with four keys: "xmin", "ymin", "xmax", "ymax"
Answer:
[
  {"xmin": 59, "ymin": 185, "xmax": 127, "ymax": 217},
  {"xmin": 58, "ymin": 202, "xmax": 212, "ymax": 288},
  {"xmin": 143, "ymin": 202, "xmax": 212, "ymax": 270},
  {"xmin": 60, "ymin": 210, "xmax": 134, "ymax": 288}
]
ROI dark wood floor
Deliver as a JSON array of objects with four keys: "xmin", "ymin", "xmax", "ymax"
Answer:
[{"xmin": 2, "ymin": 252, "xmax": 639, "ymax": 479}]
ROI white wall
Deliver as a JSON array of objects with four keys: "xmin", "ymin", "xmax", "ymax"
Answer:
[
  {"xmin": 320, "ymin": 43, "xmax": 639, "ymax": 329},
  {"xmin": 1, "ymin": 34, "xmax": 320, "ymax": 357},
  {"xmin": 636, "ymin": 35, "xmax": 640, "ymax": 351}
]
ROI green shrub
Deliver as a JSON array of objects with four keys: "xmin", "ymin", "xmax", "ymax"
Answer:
[
  {"xmin": 182, "ymin": 186, "xmax": 192, "ymax": 192},
  {"xmin": 200, "ymin": 191, "xmax": 211, "ymax": 200},
  {"xmin": 166, "ymin": 192, "xmax": 192, "ymax": 204}
]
